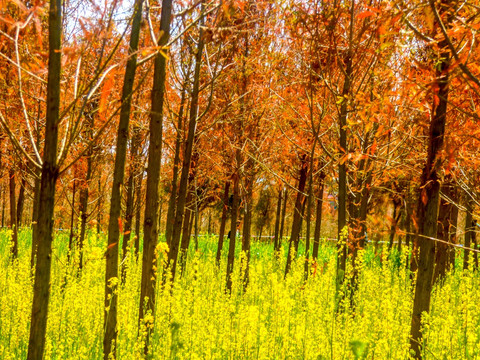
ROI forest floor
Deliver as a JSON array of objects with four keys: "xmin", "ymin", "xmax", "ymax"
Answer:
[{"xmin": 0, "ymin": 228, "xmax": 479, "ymax": 359}]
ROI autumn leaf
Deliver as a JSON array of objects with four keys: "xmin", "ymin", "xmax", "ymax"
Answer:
[{"xmin": 357, "ymin": 11, "xmax": 376, "ymax": 19}]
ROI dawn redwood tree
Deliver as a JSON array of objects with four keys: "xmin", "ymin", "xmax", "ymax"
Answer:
[
  {"xmin": 138, "ymin": 0, "xmax": 173, "ymax": 352},
  {"xmin": 27, "ymin": 0, "xmax": 62, "ymax": 358},
  {"xmin": 409, "ymin": 0, "xmax": 454, "ymax": 357},
  {"xmin": 103, "ymin": 0, "xmax": 144, "ymax": 357}
]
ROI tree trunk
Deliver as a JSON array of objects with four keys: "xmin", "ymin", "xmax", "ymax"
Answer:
[
  {"xmin": 241, "ymin": 171, "xmax": 254, "ymax": 290},
  {"xmin": 68, "ymin": 179, "xmax": 76, "ymax": 260},
  {"xmin": 138, "ymin": 2, "xmax": 173, "ymax": 353},
  {"xmin": 273, "ymin": 188, "xmax": 282, "ymax": 251},
  {"xmin": 167, "ymin": 12, "xmax": 205, "ymax": 282},
  {"xmin": 337, "ymin": 47, "xmax": 352, "ymax": 294},
  {"xmin": 179, "ymin": 189, "xmax": 193, "ymax": 274},
  {"xmin": 410, "ymin": 5, "xmax": 451, "ymax": 355},
  {"xmin": 27, "ymin": 0, "xmax": 62, "ymax": 357},
  {"xmin": 285, "ymin": 156, "xmax": 308, "ymax": 276},
  {"xmin": 312, "ymin": 175, "xmax": 325, "ymax": 261},
  {"xmin": 165, "ymin": 82, "xmax": 188, "ymax": 247},
  {"xmin": 104, "ymin": 1, "xmax": 144, "ymax": 358},
  {"xmin": 30, "ymin": 169, "xmax": 41, "ymax": 268},
  {"xmin": 121, "ymin": 126, "xmax": 141, "ymax": 280},
  {"xmin": 16, "ymin": 176, "xmax": 26, "ymax": 227},
  {"xmin": 463, "ymin": 194, "xmax": 473, "ymax": 271},
  {"xmin": 226, "ymin": 171, "xmax": 240, "ymax": 292},
  {"xmin": 78, "ymin": 109, "xmax": 95, "ymax": 271},
  {"xmin": 433, "ymin": 180, "xmax": 457, "ymax": 282},
  {"xmin": 134, "ymin": 164, "xmax": 143, "ymax": 256},
  {"xmin": 278, "ymin": 188, "xmax": 288, "ymax": 250},
  {"xmin": 9, "ymin": 168, "xmax": 18, "ymax": 259},
  {"xmin": 216, "ymin": 181, "xmax": 230, "ymax": 265},
  {"xmin": 472, "ymin": 220, "xmax": 478, "ymax": 270}
]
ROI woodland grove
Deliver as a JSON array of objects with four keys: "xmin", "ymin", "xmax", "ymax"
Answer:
[{"xmin": 1, "ymin": 0, "xmax": 480, "ymax": 359}]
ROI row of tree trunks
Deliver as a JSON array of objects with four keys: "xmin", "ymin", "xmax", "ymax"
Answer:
[{"xmin": 167, "ymin": 9, "xmax": 205, "ymax": 282}]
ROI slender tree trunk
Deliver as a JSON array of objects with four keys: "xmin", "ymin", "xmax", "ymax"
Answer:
[
  {"xmin": 165, "ymin": 83, "xmax": 188, "ymax": 247},
  {"xmin": 273, "ymin": 188, "xmax": 282, "ymax": 251},
  {"xmin": 388, "ymin": 198, "xmax": 401, "ymax": 252},
  {"xmin": 278, "ymin": 188, "xmax": 287, "ymax": 250},
  {"xmin": 226, "ymin": 172, "xmax": 240, "ymax": 292},
  {"xmin": 167, "ymin": 12, "xmax": 205, "ymax": 282},
  {"xmin": 410, "ymin": 4, "xmax": 451, "ymax": 355},
  {"xmin": 122, "ymin": 126, "xmax": 141, "ymax": 266},
  {"xmin": 16, "ymin": 176, "xmax": 26, "ymax": 227},
  {"xmin": 463, "ymin": 194, "xmax": 473, "ymax": 271},
  {"xmin": 9, "ymin": 168, "xmax": 18, "ymax": 259},
  {"xmin": 241, "ymin": 172, "xmax": 254, "ymax": 290},
  {"xmin": 134, "ymin": 165, "xmax": 143, "ymax": 256},
  {"xmin": 312, "ymin": 175, "xmax": 325, "ymax": 261},
  {"xmin": 179, "ymin": 189, "xmax": 193, "ymax": 274},
  {"xmin": 285, "ymin": 156, "xmax": 308, "ymax": 276},
  {"xmin": 433, "ymin": 180, "xmax": 457, "ymax": 282},
  {"xmin": 139, "ymin": 2, "xmax": 173, "ymax": 355},
  {"xmin": 104, "ymin": 1, "xmax": 144, "ymax": 358},
  {"xmin": 78, "ymin": 110, "xmax": 95, "ymax": 270},
  {"xmin": 27, "ymin": 0, "xmax": 62, "ymax": 357},
  {"xmin": 68, "ymin": 179, "xmax": 76, "ymax": 259},
  {"xmin": 472, "ymin": 220, "xmax": 478, "ymax": 270},
  {"xmin": 97, "ymin": 177, "xmax": 102, "ymax": 234},
  {"xmin": 30, "ymin": 169, "xmax": 41, "ymax": 268},
  {"xmin": 216, "ymin": 181, "xmax": 230, "ymax": 265}
]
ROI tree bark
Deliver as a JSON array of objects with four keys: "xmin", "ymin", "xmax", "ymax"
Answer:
[
  {"xmin": 216, "ymin": 181, "xmax": 230, "ymax": 265},
  {"xmin": 312, "ymin": 175, "xmax": 325, "ymax": 261},
  {"xmin": 68, "ymin": 179, "xmax": 76, "ymax": 260},
  {"xmin": 241, "ymin": 168, "xmax": 254, "ymax": 290},
  {"xmin": 139, "ymin": 0, "xmax": 172, "ymax": 354},
  {"xmin": 27, "ymin": 0, "xmax": 62, "ymax": 357},
  {"xmin": 179, "ymin": 188, "xmax": 193, "ymax": 274},
  {"xmin": 78, "ymin": 108, "xmax": 95, "ymax": 270},
  {"xmin": 134, "ymin": 163, "xmax": 143, "ymax": 256},
  {"xmin": 278, "ymin": 188, "xmax": 288, "ymax": 250},
  {"xmin": 433, "ymin": 180, "xmax": 457, "ymax": 282},
  {"xmin": 410, "ymin": 4, "xmax": 451, "ymax": 355},
  {"xmin": 226, "ymin": 171, "xmax": 240, "ymax": 292},
  {"xmin": 30, "ymin": 169, "xmax": 41, "ymax": 268},
  {"xmin": 9, "ymin": 168, "xmax": 18, "ymax": 259},
  {"xmin": 285, "ymin": 155, "xmax": 308, "ymax": 276},
  {"xmin": 104, "ymin": 1, "xmax": 144, "ymax": 358},
  {"xmin": 273, "ymin": 188, "xmax": 282, "ymax": 251},
  {"xmin": 122, "ymin": 125, "xmax": 141, "ymax": 270},
  {"xmin": 463, "ymin": 194, "xmax": 473, "ymax": 270},
  {"xmin": 16, "ymin": 176, "xmax": 26, "ymax": 227}
]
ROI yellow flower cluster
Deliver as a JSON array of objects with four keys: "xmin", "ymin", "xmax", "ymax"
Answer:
[{"xmin": 0, "ymin": 230, "xmax": 479, "ymax": 359}]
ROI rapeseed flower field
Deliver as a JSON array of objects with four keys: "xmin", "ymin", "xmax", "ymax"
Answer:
[{"xmin": 0, "ymin": 228, "xmax": 479, "ymax": 359}]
